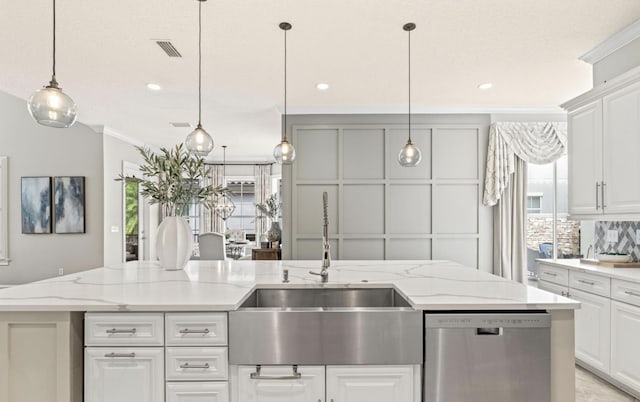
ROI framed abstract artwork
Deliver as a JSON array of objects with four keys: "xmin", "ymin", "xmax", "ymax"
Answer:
[
  {"xmin": 21, "ymin": 176, "xmax": 52, "ymax": 234},
  {"xmin": 54, "ymin": 176, "xmax": 85, "ymax": 234}
]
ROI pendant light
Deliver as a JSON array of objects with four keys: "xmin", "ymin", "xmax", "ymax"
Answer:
[
  {"xmin": 273, "ymin": 22, "xmax": 296, "ymax": 164},
  {"xmin": 398, "ymin": 23, "xmax": 422, "ymax": 167},
  {"xmin": 185, "ymin": 0, "xmax": 214, "ymax": 157},
  {"xmin": 213, "ymin": 145, "xmax": 236, "ymax": 221},
  {"xmin": 27, "ymin": 0, "xmax": 77, "ymax": 128}
]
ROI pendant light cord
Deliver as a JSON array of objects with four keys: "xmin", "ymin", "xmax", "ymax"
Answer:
[
  {"xmin": 51, "ymin": 0, "xmax": 56, "ymax": 82},
  {"xmin": 283, "ymin": 27, "xmax": 287, "ymax": 141},
  {"xmin": 198, "ymin": 0, "xmax": 202, "ymax": 126},
  {"xmin": 408, "ymin": 27, "xmax": 411, "ymax": 143}
]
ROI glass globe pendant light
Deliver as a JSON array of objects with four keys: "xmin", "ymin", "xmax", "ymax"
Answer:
[
  {"xmin": 273, "ymin": 22, "xmax": 296, "ymax": 164},
  {"xmin": 27, "ymin": 0, "xmax": 77, "ymax": 128},
  {"xmin": 185, "ymin": 0, "xmax": 214, "ymax": 157},
  {"xmin": 213, "ymin": 146, "xmax": 236, "ymax": 221},
  {"xmin": 398, "ymin": 23, "xmax": 422, "ymax": 167}
]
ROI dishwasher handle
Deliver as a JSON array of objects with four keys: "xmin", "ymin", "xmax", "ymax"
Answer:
[{"xmin": 476, "ymin": 327, "xmax": 502, "ymax": 336}]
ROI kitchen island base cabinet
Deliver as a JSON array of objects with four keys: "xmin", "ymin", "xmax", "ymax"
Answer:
[
  {"xmin": 167, "ymin": 382, "xmax": 229, "ymax": 402},
  {"xmin": 326, "ymin": 366, "xmax": 418, "ymax": 402},
  {"xmin": 611, "ymin": 301, "xmax": 640, "ymax": 391},
  {"xmin": 84, "ymin": 348, "xmax": 164, "ymax": 402},
  {"xmin": 0, "ymin": 312, "xmax": 83, "ymax": 402},
  {"xmin": 235, "ymin": 365, "xmax": 325, "ymax": 402}
]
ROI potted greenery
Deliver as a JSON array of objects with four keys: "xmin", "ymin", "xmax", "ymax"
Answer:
[
  {"xmin": 119, "ymin": 144, "xmax": 226, "ymax": 270},
  {"xmin": 256, "ymin": 194, "xmax": 282, "ymax": 244}
]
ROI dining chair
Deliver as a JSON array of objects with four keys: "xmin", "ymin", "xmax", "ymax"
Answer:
[{"xmin": 198, "ymin": 232, "xmax": 226, "ymax": 260}]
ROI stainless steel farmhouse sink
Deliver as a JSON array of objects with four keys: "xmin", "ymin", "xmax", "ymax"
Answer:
[{"xmin": 228, "ymin": 287, "xmax": 422, "ymax": 365}]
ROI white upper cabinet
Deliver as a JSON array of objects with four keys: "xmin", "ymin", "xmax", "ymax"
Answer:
[
  {"xmin": 565, "ymin": 73, "xmax": 640, "ymax": 217},
  {"xmin": 567, "ymin": 100, "xmax": 603, "ymax": 215},
  {"xmin": 602, "ymin": 81, "xmax": 640, "ymax": 214}
]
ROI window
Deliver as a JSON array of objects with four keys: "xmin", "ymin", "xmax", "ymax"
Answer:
[
  {"xmin": 226, "ymin": 179, "xmax": 256, "ymax": 235},
  {"xmin": 527, "ymin": 193, "xmax": 542, "ymax": 214},
  {"xmin": 186, "ymin": 180, "xmax": 201, "ymax": 245},
  {"xmin": 0, "ymin": 156, "xmax": 7, "ymax": 265}
]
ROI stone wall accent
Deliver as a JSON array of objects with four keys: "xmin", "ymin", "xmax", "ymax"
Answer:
[{"xmin": 526, "ymin": 214, "xmax": 580, "ymax": 257}]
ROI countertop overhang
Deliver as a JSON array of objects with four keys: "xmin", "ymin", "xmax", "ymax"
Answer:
[{"xmin": 0, "ymin": 260, "xmax": 578, "ymax": 312}]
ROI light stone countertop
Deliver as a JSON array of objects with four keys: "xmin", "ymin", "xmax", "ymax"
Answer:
[
  {"xmin": 0, "ymin": 260, "xmax": 579, "ymax": 312},
  {"xmin": 537, "ymin": 258, "xmax": 640, "ymax": 284}
]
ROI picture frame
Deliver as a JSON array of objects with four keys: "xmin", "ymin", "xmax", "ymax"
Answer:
[
  {"xmin": 53, "ymin": 176, "xmax": 85, "ymax": 234},
  {"xmin": 21, "ymin": 176, "xmax": 52, "ymax": 234}
]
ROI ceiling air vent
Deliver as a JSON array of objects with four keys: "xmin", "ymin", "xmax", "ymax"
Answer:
[
  {"xmin": 170, "ymin": 122, "xmax": 192, "ymax": 128},
  {"xmin": 156, "ymin": 41, "xmax": 182, "ymax": 57}
]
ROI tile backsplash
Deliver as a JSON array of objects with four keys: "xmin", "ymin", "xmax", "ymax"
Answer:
[{"xmin": 594, "ymin": 221, "xmax": 640, "ymax": 262}]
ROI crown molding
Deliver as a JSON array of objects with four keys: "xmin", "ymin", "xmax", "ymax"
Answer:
[
  {"xmin": 561, "ymin": 64, "xmax": 640, "ymax": 110},
  {"xmin": 580, "ymin": 19, "xmax": 640, "ymax": 64}
]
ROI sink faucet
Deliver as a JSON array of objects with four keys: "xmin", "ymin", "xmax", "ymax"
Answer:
[{"xmin": 310, "ymin": 192, "xmax": 331, "ymax": 282}]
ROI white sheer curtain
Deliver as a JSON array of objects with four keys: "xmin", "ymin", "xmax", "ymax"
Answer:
[
  {"xmin": 483, "ymin": 122, "xmax": 567, "ymax": 282},
  {"xmin": 254, "ymin": 165, "xmax": 272, "ymax": 239},
  {"xmin": 202, "ymin": 165, "xmax": 225, "ymax": 234}
]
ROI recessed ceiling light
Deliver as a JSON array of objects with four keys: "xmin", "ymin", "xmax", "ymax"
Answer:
[
  {"xmin": 146, "ymin": 83, "xmax": 162, "ymax": 91},
  {"xmin": 478, "ymin": 82, "xmax": 493, "ymax": 90},
  {"xmin": 316, "ymin": 83, "xmax": 329, "ymax": 91}
]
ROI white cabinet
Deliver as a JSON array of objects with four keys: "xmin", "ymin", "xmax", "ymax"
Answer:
[
  {"xmin": 236, "ymin": 365, "xmax": 325, "ymax": 402},
  {"xmin": 567, "ymin": 99, "xmax": 603, "ymax": 215},
  {"xmin": 602, "ymin": 81, "xmax": 640, "ymax": 214},
  {"xmin": 570, "ymin": 288, "xmax": 611, "ymax": 373},
  {"xmin": 167, "ymin": 382, "xmax": 229, "ymax": 402},
  {"xmin": 326, "ymin": 366, "xmax": 416, "ymax": 402},
  {"xmin": 538, "ymin": 280, "xmax": 569, "ymax": 297},
  {"xmin": 611, "ymin": 301, "xmax": 640, "ymax": 391},
  {"xmin": 564, "ymin": 75, "xmax": 640, "ymax": 217},
  {"xmin": 85, "ymin": 347, "xmax": 164, "ymax": 402}
]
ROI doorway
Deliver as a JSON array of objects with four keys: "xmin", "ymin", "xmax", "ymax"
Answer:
[{"xmin": 122, "ymin": 161, "xmax": 146, "ymax": 262}]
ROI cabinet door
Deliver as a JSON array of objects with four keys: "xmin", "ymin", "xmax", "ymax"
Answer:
[
  {"xmin": 538, "ymin": 280, "xmax": 569, "ymax": 297},
  {"xmin": 611, "ymin": 301, "xmax": 640, "ymax": 390},
  {"xmin": 570, "ymin": 288, "xmax": 611, "ymax": 373},
  {"xmin": 167, "ymin": 382, "xmax": 229, "ymax": 402},
  {"xmin": 85, "ymin": 348, "xmax": 164, "ymax": 402},
  {"xmin": 326, "ymin": 365, "xmax": 416, "ymax": 402},
  {"xmin": 567, "ymin": 99, "xmax": 603, "ymax": 215},
  {"xmin": 237, "ymin": 365, "xmax": 324, "ymax": 402},
  {"xmin": 603, "ymin": 81, "xmax": 640, "ymax": 214}
]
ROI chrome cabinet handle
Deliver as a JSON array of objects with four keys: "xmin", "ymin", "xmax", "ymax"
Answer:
[
  {"xmin": 106, "ymin": 328, "xmax": 137, "ymax": 334},
  {"xmin": 544, "ymin": 272, "xmax": 557, "ymax": 277},
  {"xmin": 104, "ymin": 352, "xmax": 136, "ymax": 358},
  {"xmin": 179, "ymin": 328, "xmax": 210, "ymax": 334},
  {"xmin": 180, "ymin": 362, "xmax": 210, "ymax": 369},
  {"xmin": 602, "ymin": 182, "xmax": 606, "ymax": 209},
  {"xmin": 250, "ymin": 365, "xmax": 302, "ymax": 380},
  {"xmin": 595, "ymin": 182, "xmax": 600, "ymax": 210},
  {"xmin": 625, "ymin": 291, "xmax": 640, "ymax": 298},
  {"xmin": 578, "ymin": 279, "xmax": 596, "ymax": 286}
]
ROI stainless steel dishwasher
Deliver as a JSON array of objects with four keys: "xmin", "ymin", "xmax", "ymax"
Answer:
[{"xmin": 424, "ymin": 313, "xmax": 551, "ymax": 402}]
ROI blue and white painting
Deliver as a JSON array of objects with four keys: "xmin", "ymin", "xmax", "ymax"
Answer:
[
  {"xmin": 54, "ymin": 176, "xmax": 85, "ymax": 234},
  {"xmin": 21, "ymin": 177, "xmax": 51, "ymax": 234}
]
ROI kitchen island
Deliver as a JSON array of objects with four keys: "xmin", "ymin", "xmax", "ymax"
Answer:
[{"xmin": 0, "ymin": 260, "xmax": 578, "ymax": 402}]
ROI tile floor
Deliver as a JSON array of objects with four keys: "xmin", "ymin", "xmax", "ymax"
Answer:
[{"xmin": 577, "ymin": 365, "xmax": 639, "ymax": 402}]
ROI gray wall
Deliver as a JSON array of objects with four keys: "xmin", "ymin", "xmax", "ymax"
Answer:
[
  {"xmin": 594, "ymin": 36, "xmax": 640, "ymax": 86},
  {"xmin": 282, "ymin": 114, "xmax": 493, "ymax": 272},
  {"xmin": 0, "ymin": 91, "xmax": 104, "ymax": 284}
]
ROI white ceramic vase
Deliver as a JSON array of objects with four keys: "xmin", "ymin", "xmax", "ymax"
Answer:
[{"xmin": 155, "ymin": 216, "xmax": 193, "ymax": 270}]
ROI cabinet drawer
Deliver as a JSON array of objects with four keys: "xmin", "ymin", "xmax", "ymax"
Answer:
[
  {"xmin": 612, "ymin": 279, "xmax": 640, "ymax": 307},
  {"xmin": 85, "ymin": 313, "xmax": 164, "ymax": 346},
  {"xmin": 166, "ymin": 382, "xmax": 229, "ymax": 402},
  {"xmin": 165, "ymin": 313, "xmax": 228, "ymax": 346},
  {"xmin": 538, "ymin": 281, "xmax": 569, "ymax": 297},
  {"xmin": 570, "ymin": 271, "xmax": 611, "ymax": 297},
  {"xmin": 166, "ymin": 347, "xmax": 228, "ymax": 381},
  {"xmin": 538, "ymin": 264, "xmax": 569, "ymax": 286}
]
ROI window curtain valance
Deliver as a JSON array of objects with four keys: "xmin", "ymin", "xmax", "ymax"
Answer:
[{"xmin": 483, "ymin": 122, "xmax": 567, "ymax": 207}]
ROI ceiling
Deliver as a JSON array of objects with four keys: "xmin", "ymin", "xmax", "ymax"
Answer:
[{"xmin": 1, "ymin": 0, "xmax": 639, "ymax": 161}]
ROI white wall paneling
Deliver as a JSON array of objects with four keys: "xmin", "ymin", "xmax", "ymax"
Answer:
[{"xmin": 287, "ymin": 118, "xmax": 491, "ymax": 271}]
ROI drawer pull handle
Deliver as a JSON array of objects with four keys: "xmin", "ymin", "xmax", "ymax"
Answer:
[
  {"xmin": 544, "ymin": 272, "xmax": 558, "ymax": 277},
  {"xmin": 106, "ymin": 328, "xmax": 137, "ymax": 334},
  {"xmin": 625, "ymin": 291, "xmax": 640, "ymax": 298},
  {"xmin": 179, "ymin": 362, "xmax": 210, "ymax": 369},
  {"xmin": 578, "ymin": 280, "xmax": 596, "ymax": 286},
  {"xmin": 104, "ymin": 352, "xmax": 136, "ymax": 358},
  {"xmin": 179, "ymin": 328, "xmax": 210, "ymax": 334},
  {"xmin": 250, "ymin": 365, "xmax": 302, "ymax": 380}
]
